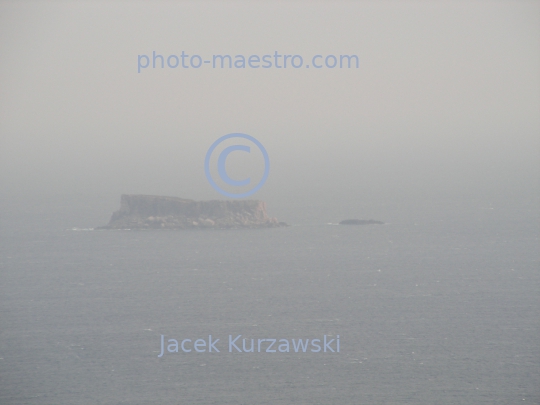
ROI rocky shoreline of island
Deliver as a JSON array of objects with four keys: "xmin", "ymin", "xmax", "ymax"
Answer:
[
  {"xmin": 96, "ymin": 195, "xmax": 389, "ymax": 230},
  {"xmin": 97, "ymin": 194, "xmax": 287, "ymax": 230}
]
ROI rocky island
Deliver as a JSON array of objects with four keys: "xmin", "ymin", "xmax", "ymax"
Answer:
[{"xmin": 97, "ymin": 194, "xmax": 287, "ymax": 230}]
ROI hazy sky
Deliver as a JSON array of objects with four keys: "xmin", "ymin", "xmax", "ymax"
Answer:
[{"xmin": 1, "ymin": 1, "xmax": 538, "ymax": 202}]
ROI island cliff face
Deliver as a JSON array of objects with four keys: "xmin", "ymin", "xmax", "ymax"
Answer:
[{"xmin": 99, "ymin": 194, "xmax": 285, "ymax": 229}]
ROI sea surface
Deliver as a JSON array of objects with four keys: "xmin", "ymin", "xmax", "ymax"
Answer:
[{"xmin": 1, "ymin": 193, "xmax": 539, "ymax": 404}]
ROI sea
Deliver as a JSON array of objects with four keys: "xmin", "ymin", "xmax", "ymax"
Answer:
[{"xmin": 1, "ymin": 192, "xmax": 538, "ymax": 404}]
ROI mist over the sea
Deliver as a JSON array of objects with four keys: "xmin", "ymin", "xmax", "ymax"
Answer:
[{"xmin": 1, "ymin": 1, "xmax": 538, "ymax": 205}]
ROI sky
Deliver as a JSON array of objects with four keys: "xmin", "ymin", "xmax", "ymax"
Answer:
[{"xmin": 0, "ymin": 0, "xmax": 538, "ymax": 203}]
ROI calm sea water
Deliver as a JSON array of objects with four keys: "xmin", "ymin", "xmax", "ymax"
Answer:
[{"xmin": 1, "ymin": 193, "xmax": 538, "ymax": 404}]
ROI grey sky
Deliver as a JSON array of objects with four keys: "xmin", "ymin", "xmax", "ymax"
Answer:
[{"xmin": 1, "ymin": 0, "xmax": 538, "ymax": 201}]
